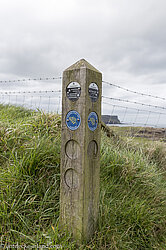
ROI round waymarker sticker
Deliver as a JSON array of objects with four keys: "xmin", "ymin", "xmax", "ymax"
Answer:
[
  {"xmin": 88, "ymin": 112, "xmax": 98, "ymax": 131},
  {"xmin": 88, "ymin": 83, "xmax": 99, "ymax": 102},
  {"xmin": 66, "ymin": 82, "xmax": 81, "ymax": 101},
  {"xmin": 66, "ymin": 110, "xmax": 81, "ymax": 130}
]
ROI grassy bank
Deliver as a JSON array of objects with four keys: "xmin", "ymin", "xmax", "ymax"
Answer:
[
  {"xmin": 0, "ymin": 105, "xmax": 166, "ymax": 249},
  {"xmin": 110, "ymin": 125, "xmax": 166, "ymax": 142}
]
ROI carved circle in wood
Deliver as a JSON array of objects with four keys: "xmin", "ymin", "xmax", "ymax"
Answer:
[
  {"xmin": 65, "ymin": 139, "xmax": 80, "ymax": 159},
  {"xmin": 87, "ymin": 140, "xmax": 98, "ymax": 157},
  {"xmin": 64, "ymin": 168, "xmax": 78, "ymax": 189}
]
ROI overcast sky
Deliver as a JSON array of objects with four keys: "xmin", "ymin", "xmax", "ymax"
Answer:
[{"xmin": 0, "ymin": 0, "xmax": 166, "ymax": 126}]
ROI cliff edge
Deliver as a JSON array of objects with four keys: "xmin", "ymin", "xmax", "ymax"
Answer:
[{"xmin": 101, "ymin": 115, "xmax": 121, "ymax": 124}]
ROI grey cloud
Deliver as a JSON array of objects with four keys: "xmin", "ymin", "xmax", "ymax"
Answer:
[{"xmin": 0, "ymin": 0, "xmax": 165, "ymax": 126}]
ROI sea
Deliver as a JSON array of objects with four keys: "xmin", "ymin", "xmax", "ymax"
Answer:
[{"xmin": 108, "ymin": 123, "xmax": 166, "ymax": 129}]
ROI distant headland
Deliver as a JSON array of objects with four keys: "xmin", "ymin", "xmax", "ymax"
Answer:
[{"xmin": 101, "ymin": 115, "xmax": 121, "ymax": 124}]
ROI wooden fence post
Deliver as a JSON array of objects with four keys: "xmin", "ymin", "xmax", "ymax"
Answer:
[{"xmin": 60, "ymin": 59, "xmax": 102, "ymax": 242}]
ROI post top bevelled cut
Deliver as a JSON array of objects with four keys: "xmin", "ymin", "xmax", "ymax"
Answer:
[{"xmin": 64, "ymin": 59, "xmax": 101, "ymax": 73}]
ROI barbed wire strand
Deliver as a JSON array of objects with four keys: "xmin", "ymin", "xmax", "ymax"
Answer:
[
  {"xmin": 102, "ymin": 101, "xmax": 165, "ymax": 139},
  {"xmin": 102, "ymin": 96, "xmax": 166, "ymax": 111},
  {"xmin": 0, "ymin": 77, "xmax": 62, "ymax": 84},
  {"xmin": 102, "ymin": 101, "xmax": 166, "ymax": 116},
  {"xmin": 0, "ymin": 79, "xmax": 165, "ymax": 136},
  {"xmin": 1, "ymin": 76, "xmax": 164, "ymax": 103},
  {"xmin": 102, "ymin": 80, "xmax": 166, "ymax": 101},
  {"xmin": 0, "ymin": 90, "xmax": 61, "ymax": 95}
]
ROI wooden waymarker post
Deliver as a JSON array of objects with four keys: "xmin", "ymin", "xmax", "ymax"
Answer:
[{"xmin": 60, "ymin": 59, "xmax": 102, "ymax": 242}]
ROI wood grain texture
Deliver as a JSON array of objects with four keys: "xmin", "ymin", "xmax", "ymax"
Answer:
[{"xmin": 60, "ymin": 59, "xmax": 102, "ymax": 242}]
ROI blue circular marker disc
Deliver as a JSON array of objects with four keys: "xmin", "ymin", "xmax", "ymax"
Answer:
[
  {"xmin": 88, "ymin": 112, "xmax": 98, "ymax": 131},
  {"xmin": 66, "ymin": 110, "xmax": 81, "ymax": 130}
]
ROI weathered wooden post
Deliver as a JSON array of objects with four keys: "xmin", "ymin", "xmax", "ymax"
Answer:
[{"xmin": 60, "ymin": 59, "xmax": 102, "ymax": 242}]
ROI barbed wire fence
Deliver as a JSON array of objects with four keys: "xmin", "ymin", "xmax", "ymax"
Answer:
[
  {"xmin": 0, "ymin": 76, "xmax": 165, "ymax": 142},
  {"xmin": 102, "ymin": 80, "xmax": 166, "ymax": 142},
  {"xmin": 0, "ymin": 77, "xmax": 62, "ymax": 114}
]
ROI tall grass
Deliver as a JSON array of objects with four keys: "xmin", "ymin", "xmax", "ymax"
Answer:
[{"xmin": 0, "ymin": 105, "xmax": 166, "ymax": 249}]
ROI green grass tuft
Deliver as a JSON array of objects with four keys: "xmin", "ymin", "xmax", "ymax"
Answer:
[{"xmin": 0, "ymin": 105, "xmax": 166, "ymax": 249}]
